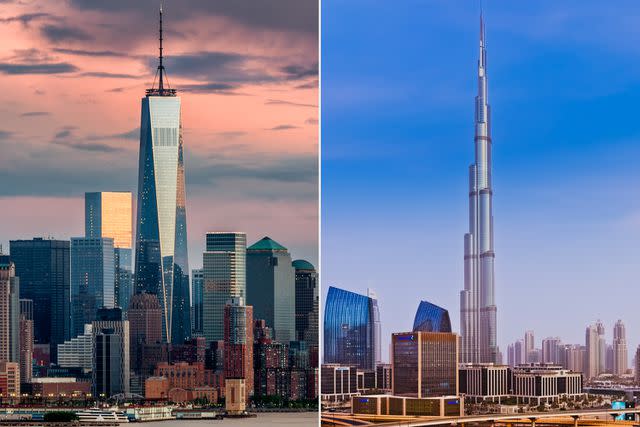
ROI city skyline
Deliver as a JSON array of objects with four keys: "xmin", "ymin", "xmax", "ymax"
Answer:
[
  {"xmin": 322, "ymin": 1, "xmax": 640, "ymax": 361},
  {"xmin": 0, "ymin": 0, "xmax": 319, "ymax": 269}
]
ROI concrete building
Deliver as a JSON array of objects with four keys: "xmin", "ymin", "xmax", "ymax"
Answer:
[
  {"xmin": 391, "ymin": 331, "xmax": 458, "ymax": 398},
  {"xmin": 542, "ymin": 337, "xmax": 562, "ymax": 365},
  {"xmin": 635, "ymin": 346, "xmax": 640, "ymax": 384},
  {"xmin": 246, "ymin": 237, "xmax": 295, "ymax": 343},
  {"xmin": 586, "ymin": 323, "xmax": 600, "ymax": 379},
  {"xmin": 92, "ymin": 308, "xmax": 129, "ymax": 397},
  {"xmin": 128, "ymin": 292, "xmax": 163, "ymax": 376},
  {"xmin": 321, "ymin": 364, "xmax": 358, "ymax": 402},
  {"xmin": 0, "ymin": 255, "xmax": 20, "ymax": 363},
  {"xmin": 524, "ymin": 331, "xmax": 535, "ymax": 363},
  {"xmin": 459, "ymin": 363, "xmax": 510, "ymax": 402},
  {"xmin": 18, "ymin": 299, "xmax": 33, "ymax": 383},
  {"xmin": 30, "ymin": 377, "xmax": 91, "ymax": 399},
  {"xmin": 9, "ymin": 238, "xmax": 71, "ymax": 362},
  {"xmin": 0, "ymin": 361, "xmax": 19, "ymax": 398},
  {"xmin": 511, "ymin": 364, "xmax": 582, "ymax": 404},
  {"xmin": 58, "ymin": 324, "xmax": 93, "ymax": 373},
  {"xmin": 352, "ymin": 395, "xmax": 463, "ymax": 417},
  {"xmin": 202, "ymin": 232, "xmax": 246, "ymax": 342},
  {"xmin": 563, "ymin": 344, "xmax": 586, "ymax": 374}
]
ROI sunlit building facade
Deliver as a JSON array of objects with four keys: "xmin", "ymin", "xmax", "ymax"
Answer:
[
  {"xmin": 134, "ymin": 7, "xmax": 190, "ymax": 344},
  {"xmin": 323, "ymin": 286, "xmax": 376, "ymax": 370}
]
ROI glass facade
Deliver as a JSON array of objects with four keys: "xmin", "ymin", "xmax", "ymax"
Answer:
[
  {"xmin": 392, "ymin": 332, "xmax": 458, "ymax": 398},
  {"xmin": 323, "ymin": 286, "xmax": 376, "ymax": 370},
  {"xmin": 413, "ymin": 300, "xmax": 452, "ymax": 333},
  {"xmin": 70, "ymin": 237, "xmax": 115, "ymax": 338},
  {"xmin": 191, "ymin": 268, "xmax": 203, "ymax": 336},
  {"xmin": 247, "ymin": 237, "xmax": 296, "ymax": 343},
  {"xmin": 9, "ymin": 238, "xmax": 70, "ymax": 363},
  {"xmin": 134, "ymin": 94, "xmax": 190, "ymax": 344},
  {"xmin": 202, "ymin": 232, "xmax": 246, "ymax": 342},
  {"xmin": 293, "ymin": 260, "xmax": 318, "ymax": 345}
]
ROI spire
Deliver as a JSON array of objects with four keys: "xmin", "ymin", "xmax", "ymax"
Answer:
[
  {"xmin": 147, "ymin": 2, "xmax": 176, "ymax": 96},
  {"xmin": 158, "ymin": 2, "xmax": 164, "ymax": 91},
  {"xmin": 479, "ymin": 8, "xmax": 485, "ymax": 47}
]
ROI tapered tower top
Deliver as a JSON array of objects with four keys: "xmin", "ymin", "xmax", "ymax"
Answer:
[{"xmin": 147, "ymin": 2, "xmax": 176, "ymax": 96}]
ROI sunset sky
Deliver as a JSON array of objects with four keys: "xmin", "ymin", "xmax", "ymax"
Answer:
[{"xmin": 0, "ymin": 0, "xmax": 318, "ymax": 268}]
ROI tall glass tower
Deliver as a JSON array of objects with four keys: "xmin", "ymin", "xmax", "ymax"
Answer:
[
  {"xmin": 460, "ymin": 14, "xmax": 499, "ymax": 364},
  {"xmin": 134, "ymin": 5, "xmax": 190, "ymax": 344}
]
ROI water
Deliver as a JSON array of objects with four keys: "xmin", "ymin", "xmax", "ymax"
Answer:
[{"xmin": 142, "ymin": 412, "xmax": 318, "ymax": 426}]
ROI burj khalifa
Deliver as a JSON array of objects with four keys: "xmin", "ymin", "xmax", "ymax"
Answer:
[{"xmin": 460, "ymin": 13, "xmax": 499, "ymax": 364}]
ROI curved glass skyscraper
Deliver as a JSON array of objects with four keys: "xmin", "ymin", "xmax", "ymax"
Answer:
[
  {"xmin": 460, "ymin": 14, "xmax": 499, "ymax": 363},
  {"xmin": 323, "ymin": 286, "xmax": 376, "ymax": 370},
  {"xmin": 134, "ymin": 6, "xmax": 190, "ymax": 344},
  {"xmin": 413, "ymin": 300, "xmax": 451, "ymax": 333}
]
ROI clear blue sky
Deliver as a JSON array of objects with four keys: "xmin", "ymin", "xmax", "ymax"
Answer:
[{"xmin": 322, "ymin": 0, "xmax": 640, "ymax": 362}]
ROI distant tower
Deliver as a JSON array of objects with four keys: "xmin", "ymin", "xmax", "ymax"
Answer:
[
  {"xmin": 18, "ymin": 299, "xmax": 33, "ymax": 383},
  {"xmin": 293, "ymin": 260, "xmax": 318, "ymax": 345},
  {"xmin": 92, "ymin": 308, "xmax": 130, "ymax": 397},
  {"xmin": 134, "ymin": 4, "xmax": 190, "ymax": 344},
  {"xmin": 0, "ymin": 255, "xmax": 20, "ymax": 363},
  {"xmin": 202, "ymin": 232, "xmax": 246, "ymax": 342},
  {"xmin": 596, "ymin": 320, "xmax": 606, "ymax": 374},
  {"xmin": 585, "ymin": 323, "xmax": 599, "ymax": 380},
  {"xmin": 224, "ymin": 297, "xmax": 254, "ymax": 405},
  {"xmin": 524, "ymin": 330, "xmax": 535, "ymax": 363},
  {"xmin": 613, "ymin": 320, "xmax": 628, "ymax": 376},
  {"xmin": 460, "ymin": 12, "xmax": 499, "ymax": 364},
  {"xmin": 246, "ymin": 237, "xmax": 295, "ymax": 343},
  {"xmin": 367, "ymin": 289, "xmax": 382, "ymax": 364}
]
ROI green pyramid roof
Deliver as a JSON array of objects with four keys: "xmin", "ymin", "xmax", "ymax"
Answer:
[{"xmin": 248, "ymin": 236, "xmax": 287, "ymax": 251}]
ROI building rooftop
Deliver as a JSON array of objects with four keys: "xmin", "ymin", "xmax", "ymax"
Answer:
[
  {"xmin": 248, "ymin": 236, "xmax": 287, "ymax": 251},
  {"xmin": 292, "ymin": 259, "xmax": 315, "ymax": 270}
]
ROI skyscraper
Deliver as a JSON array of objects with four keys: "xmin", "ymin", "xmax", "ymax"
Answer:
[
  {"xmin": 368, "ymin": 289, "xmax": 382, "ymax": 365},
  {"xmin": 10, "ymin": 238, "xmax": 70, "ymax": 362},
  {"xmin": 134, "ymin": 5, "xmax": 190, "ymax": 344},
  {"xmin": 514, "ymin": 339, "xmax": 524, "ymax": 366},
  {"xmin": 246, "ymin": 237, "xmax": 295, "ymax": 343},
  {"xmin": 70, "ymin": 237, "xmax": 115, "ymax": 338},
  {"xmin": 85, "ymin": 191, "xmax": 133, "ymax": 312},
  {"xmin": 18, "ymin": 299, "xmax": 33, "ymax": 383},
  {"xmin": 412, "ymin": 300, "xmax": 452, "ymax": 333},
  {"xmin": 293, "ymin": 260, "xmax": 318, "ymax": 345},
  {"xmin": 524, "ymin": 330, "xmax": 535, "ymax": 363},
  {"xmin": 224, "ymin": 297, "xmax": 254, "ymax": 402},
  {"xmin": 202, "ymin": 232, "xmax": 246, "ymax": 342},
  {"xmin": 127, "ymin": 292, "xmax": 163, "ymax": 379},
  {"xmin": 0, "ymin": 255, "xmax": 20, "ymax": 363},
  {"xmin": 92, "ymin": 308, "xmax": 130, "ymax": 397},
  {"xmin": 460, "ymin": 14, "xmax": 499, "ymax": 364},
  {"xmin": 613, "ymin": 320, "xmax": 627, "ymax": 376},
  {"xmin": 191, "ymin": 268, "xmax": 204, "ymax": 336},
  {"xmin": 585, "ymin": 323, "xmax": 599, "ymax": 380},
  {"xmin": 596, "ymin": 320, "xmax": 606, "ymax": 374},
  {"xmin": 323, "ymin": 286, "xmax": 377, "ymax": 370},
  {"xmin": 542, "ymin": 337, "xmax": 562, "ymax": 365}
]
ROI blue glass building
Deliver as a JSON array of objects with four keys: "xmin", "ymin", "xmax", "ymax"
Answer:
[
  {"xmin": 412, "ymin": 300, "xmax": 452, "ymax": 333},
  {"xmin": 323, "ymin": 286, "xmax": 376, "ymax": 370},
  {"xmin": 134, "ymin": 7, "xmax": 190, "ymax": 344}
]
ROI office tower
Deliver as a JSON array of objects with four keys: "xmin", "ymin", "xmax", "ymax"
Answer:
[
  {"xmin": 367, "ymin": 289, "xmax": 382, "ymax": 364},
  {"xmin": 202, "ymin": 232, "xmax": 246, "ymax": 342},
  {"xmin": 596, "ymin": 320, "xmax": 606, "ymax": 374},
  {"xmin": 391, "ymin": 331, "xmax": 458, "ymax": 398},
  {"xmin": 57, "ymin": 324, "xmax": 93, "ymax": 372},
  {"xmin": 134, "ymin": 5, "xmax": 190, "ymax": 344},
  {"xmin": 246, "ymin": 237, "xmax": 295, "ymax": 343},
  {"xmin": 0, "ymin": 361, "xmax": 20, "ymax": 397},
  {"xmin": 128, "ymin": 292, "xmax": 162, "ymax": 375},
  {"xmin": 224, "ymin": 297, "xmax": 254, "ymax": 402},
  {"xmin": 323, "ymin": 286, "xmax": 377, "ymax": 370},
  {"xmin": 70, "ymin": 237, "xmax": 115, "ymax": 338},
  {"xmin": 9, "ymin": 238, "xmax": 70, "ymax": 362},
  {"xmin": 613, "ymin": 320, "xmax": 627, "ymax": 376},
  {"xmin": 524, "ymin": 331, "xmax": 534, "ymax": 363},
  {"xmin": 585, "ymin": 323, "xmax": 599, "ymax": 379},
  {"xmin": 514, "ymin": 340, "xmax": 524, "ymax": 366},
  {"xmin": 293, "ymin": 260, "xmax": 318, "ymax": 345},
  {"xmin": 460, "ymin": 14, "xmax": 499, "ymax": 364},
  {"xmin": 18, "ymin": 299, "xmax": 33, "ymax": 383},
  {"xmin": 542, "ymin": 337, "xmax": 562, "ymax": 364},
  {"xmin": 563, "ymin": 344, "xmax": 585, "ymax": 374},
  {"xmin": 635, "ymin": 346, "xmax": 640, "ymax": 383},
  {"xmin": 0, "ymin": 255, "xmax": 20, "ymax": 363},
  {"xmin": 191, "ymin": 268, "xmax": 203, "ymax": 336},
  {"xmin": 92, "ymin": 308, "xmax": 130, "ymax": 397},
  {"xmin": 413, "ymin": 300, "xmax": 452, "ymax": 333},
  {"xmin": 85, "ymin": 191, "xmax": 133, "ymax": 311}
]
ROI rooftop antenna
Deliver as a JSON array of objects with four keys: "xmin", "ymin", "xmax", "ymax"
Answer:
[
  {"xmin": 148, "ymin": 2, "xmax": 175, "ymax": 96},
  {"xmin": 158, "ymin": 2, "xmax": 164, "ymax": 91}
]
